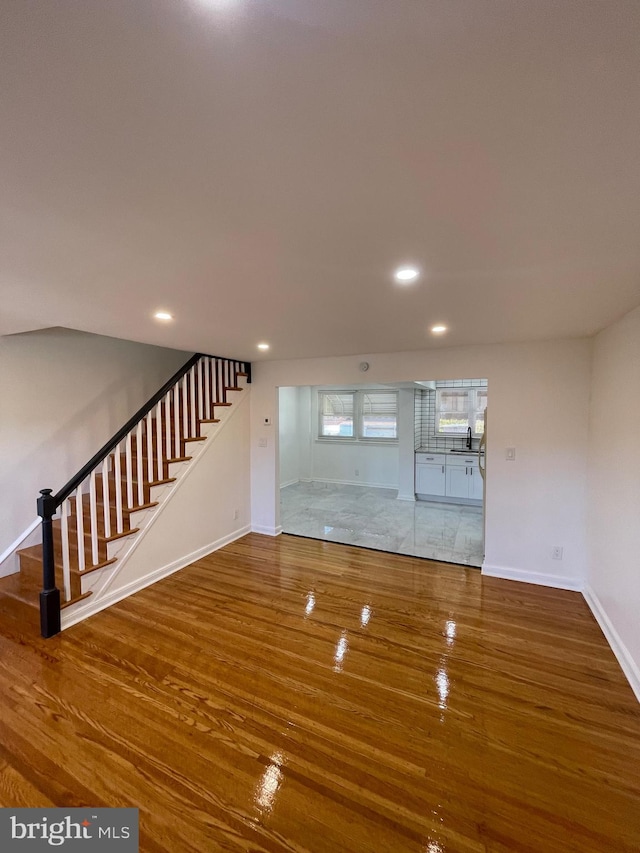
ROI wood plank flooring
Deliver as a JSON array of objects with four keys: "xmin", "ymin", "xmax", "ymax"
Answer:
[{"xmin": 0, "ymin": 533, "xmax": 639, "ymax": 852}]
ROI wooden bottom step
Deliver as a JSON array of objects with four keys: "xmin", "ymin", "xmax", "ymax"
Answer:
[{"xmin": 0, "ymin": 572, "xmax": 92, "ymax": 612}]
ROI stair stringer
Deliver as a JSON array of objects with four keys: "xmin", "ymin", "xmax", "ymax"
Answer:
[{"xmin": 60, "ymin": 386, "xmax": 251, "ymax": 630}]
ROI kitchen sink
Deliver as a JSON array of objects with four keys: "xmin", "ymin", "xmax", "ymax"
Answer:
[{"xmin": 449, "ymin": 448, "xmax": 476, "ymax": 453}]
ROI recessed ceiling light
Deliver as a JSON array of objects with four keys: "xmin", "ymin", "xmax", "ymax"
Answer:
[
  {"xmin": 394, "ymin": 266, "xmax": 420, "ymax": 283},
  {"xmin": 431, "ymin": 325, "xmax": 447, "ymax": 334},
  {"xmin": 257, "ymin": 342, "xmax": 270, "ymax": 350},
  {"xmin": 154, "ymin": 311, "xmax": 173, "ymax": 321}
]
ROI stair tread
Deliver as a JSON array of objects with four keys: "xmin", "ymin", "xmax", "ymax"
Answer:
[
  {"xmin": 0, "ymin": 572, "xmax": 40, "ymax": 610},
  {"xmin": 71, "ymin": 557, "xmax": 117, "ymax": 577},
  {"xmin": 126, "ymin": 501, "xmax": 158, "ymax": 513},
  {"xmin": 105, "ymin": 527, "xmax": 140, "ymax": 543},
  {"xmin": 0, "ymin": 572, "xmax": 89, "ymax": 612}
]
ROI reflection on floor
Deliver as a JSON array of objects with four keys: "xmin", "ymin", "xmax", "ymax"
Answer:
[{"xmin": 281, "ymin": 481, "xmax": 484, "ymax": 567}]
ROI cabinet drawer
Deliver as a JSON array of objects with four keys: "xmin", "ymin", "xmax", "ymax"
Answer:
[
  {"xmin": 446, "ymin": 455, "xmax": 477, "ymax": 467},
  {"xmin": 416, "ymin": 453, "xmax": 446, "ymax": 464}
]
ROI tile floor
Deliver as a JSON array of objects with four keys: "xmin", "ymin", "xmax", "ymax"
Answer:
[{"xmin": 280, "ymin": 481, "xmax": 484, "ymax": 567}]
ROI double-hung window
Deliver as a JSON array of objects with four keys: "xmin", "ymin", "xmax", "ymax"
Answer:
[
  {"xmin": 318, "ymin": 390, "xmax": 398, "ymax": 440},
  {"xmin": 435, "ymin": 387, "xmax": 487, "ymax": 436}
]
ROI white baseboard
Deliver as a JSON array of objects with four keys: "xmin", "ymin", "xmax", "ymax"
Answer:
[
  {"xmin": 251, "ymin": 524, "xmax": 283, "ymax": 537},
  {"xmin": 583, "ymin": 585, "xmax": 640, "ymax": 704},
  {"xmin": 396, "ymin": 493, "xmax": 416, "ymax": 502},
  {"xmin": 61, "ymin": 525, "xmax": 251, "ymax": 631},
  {"xmin": 481, "ymin": 563, "xmax": 583, "ymax": 592},
  {"xmin": 416, "ymin": 493, "xmax": 481, "ymax": 507},
  {"xmin": 311, "ymin": 477, "xmax": 397, "ymax": 490},
  {"xmin": 280, "ymin": 479, "xmax": 300, "ymax": 489}
]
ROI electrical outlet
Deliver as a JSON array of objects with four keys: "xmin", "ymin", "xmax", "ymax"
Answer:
[
  {"xmin": 355, "ymin": 469, "xmax": 359, "ymax": 477},
  {"xmin": 506, "ymin": 447, "xmax": 516, "ymax": 461},
  {"xmin": 233, "ymin": 509, "xmax": 239, "ymax": 520},
  {"xmin": 258, "ymin": 437, "xmax": 268, "ymax": 448},
  {"xmin": 552, "ymin": 546, "xmax": 563, "ymax": 560}
]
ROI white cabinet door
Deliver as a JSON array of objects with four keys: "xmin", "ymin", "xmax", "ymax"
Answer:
[
  {"xmin": 446, "ymin": 465, "xmax": 470, "ymax": 499},
  {"xmin": 468, "ymin": 465, "xmax": 484, "ymax": 500},
  {"xmin": 416, "ymin": 464, "xmax": 446, "ymax": 496}
]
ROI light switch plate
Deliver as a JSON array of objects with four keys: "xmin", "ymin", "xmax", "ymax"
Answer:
[{"xmin": 506, "ymin": 447, "xmax": 516, "ymax": 461}]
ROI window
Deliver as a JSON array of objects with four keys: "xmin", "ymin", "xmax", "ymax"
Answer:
[
  {"xmin": 318, "ymin": 391, "xmax": 398, "ymax": 440},
  {"xmin": 361, "ymin": 391, "xmax": 398, "ymax": 438},
  {"xmin": 319, "ymin": 392, "xmax": 355, "ymax": 437},
  {"xmin": 435, "ymin": 387, "xmax": 486, "ymax": 436}
]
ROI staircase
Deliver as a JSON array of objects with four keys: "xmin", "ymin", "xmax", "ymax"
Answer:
[{"xmin": 0, "ymin": 353, "xmax": 250, "ymax": 635}]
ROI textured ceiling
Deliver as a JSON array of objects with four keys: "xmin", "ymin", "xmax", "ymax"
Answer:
[{"xmin": 2, "ymin": 0, "xmax": 640, "ymax": 360}]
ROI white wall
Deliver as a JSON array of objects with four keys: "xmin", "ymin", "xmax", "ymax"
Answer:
[
  {"xmin": 311, "ymin": 439, "xmax": 398, "ymax": 489},
  {"xmin": 0, "ymin": 327, "xmax": 189, "ymax": 557},
  {"xmin": 251, "ymin": 339, "xmax": 591, "ymax": 587},
  {"xmin": 397, "ymin": 388, "xmax": 417, "ymax": 500},
  {"xmin": 586, "ymin": 305, "xmax": 640, "ymax": 699},
  {"xmin": 278, "ymin": 386, "xmax": 302, "ymax": 487}
]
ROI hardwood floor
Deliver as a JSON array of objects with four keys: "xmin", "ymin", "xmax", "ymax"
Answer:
[{"xmin": 0, "ymin": 533, "xmax": 638, "ymax": 852}]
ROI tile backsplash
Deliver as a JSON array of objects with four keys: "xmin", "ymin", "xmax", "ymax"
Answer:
[
  {"xmin": 415, "ymin": 379, "xmax": 487, "ymax": 452},
  {"xmin": 414, "ymin": 395, "xmax": 422, "ymax": 451}
]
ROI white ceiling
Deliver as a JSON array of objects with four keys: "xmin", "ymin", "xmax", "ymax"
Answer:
[{"xmin": 2, "ymin": 0, "xmax": 640, "ymax": 361}]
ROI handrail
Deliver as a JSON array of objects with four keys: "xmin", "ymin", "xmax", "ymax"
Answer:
[{"xmin": 52, "ymin": 352, "xmax": 203, "ymax": 506}]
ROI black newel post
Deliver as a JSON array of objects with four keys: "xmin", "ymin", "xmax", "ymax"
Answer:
[{"xmin": 37, "ymin": 488, "xmax": 61, "ymax": 638}]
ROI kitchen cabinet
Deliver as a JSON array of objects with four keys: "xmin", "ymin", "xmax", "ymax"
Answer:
[
  {"xmin": 469, "ymin": 464, "xmax": 484, "ymax": 500},
  {"xmin": 416, "ymin": 452, "xmax": 484, "ymax": 502},
  {"xmin": 445, "ymin": 454, "xmax": 480, "ymax": 500},
  {"xmin": 446, "ymin": 464, "xmax": 471, "ymax": 499},
  {"xmin": 415, "ymin": 453, "xmax": 446, "ymax": 496}
]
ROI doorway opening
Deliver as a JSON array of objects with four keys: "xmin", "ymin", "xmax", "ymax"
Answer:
[{"xmin": 278, "ymin": 379, "xmax": 487, "ymax": 567}]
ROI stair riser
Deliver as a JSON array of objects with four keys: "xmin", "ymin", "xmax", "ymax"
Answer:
[
  {"xmin": 47, "ymin": 536, "xmax": 108, "ymax": 568},
  {"xmin": 71, "ymin": 492, "xmax": 151, "ymax": 517},
  {"xmin": 93, "ymin": 485, "xmax": 152, "ymax": 508},
  {"xmin": 53, "ymin": 523, "xmax": 109, "ymax": 559},
  {"xmin": 121, "ymin": 403, "xmax": 234, "ymax": 449},
  {"xmin": 118, "ymin": 434, "xmax": 202, "ymax": 459},
  {"xmin": 19, "ymin": 553, "xmax": 83, "ymax": 599}
]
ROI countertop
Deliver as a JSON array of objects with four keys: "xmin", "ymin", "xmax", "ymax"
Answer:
[{"xmin": 416, "ymin": 446, "xmax": 483, "ymax": 455}]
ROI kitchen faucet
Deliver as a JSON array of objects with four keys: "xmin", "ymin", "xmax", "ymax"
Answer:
[{"xmin": 466, "ymin": 426, "xmax": 472, "ymax": 449}]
